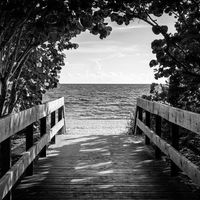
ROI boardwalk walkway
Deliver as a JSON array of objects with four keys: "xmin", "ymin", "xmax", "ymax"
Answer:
[{"xmin": 13, "ymin": 133, "xmax": 200, "ymax": 200}]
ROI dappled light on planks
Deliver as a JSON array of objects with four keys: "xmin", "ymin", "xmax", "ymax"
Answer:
[{"xmin": 12, "ymin": 133, "xmax": 200, "ymax": 200}]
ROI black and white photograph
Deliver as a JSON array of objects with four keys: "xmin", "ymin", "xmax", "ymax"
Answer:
[{"xmin": 0, "ymin": 0, "xmax": 200, "ymax": 199}]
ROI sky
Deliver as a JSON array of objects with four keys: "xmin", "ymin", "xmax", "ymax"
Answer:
[{"xmin": 60, "ymin": 15, "xmax": 175, "ymax": 84}]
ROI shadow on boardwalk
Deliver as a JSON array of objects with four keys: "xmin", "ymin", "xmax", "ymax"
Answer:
[{"xmin": 13, "ymin": 133, "xmax": 200, "ymax": 200}]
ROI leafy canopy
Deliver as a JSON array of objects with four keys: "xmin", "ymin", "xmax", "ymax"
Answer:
[
  {"xmin": 0, "ymin": 0, "xmax": 112, "ymax": 117},
  {"xmin": 0, "ymin": 0, "xmax": 200, "ymax": 117}
]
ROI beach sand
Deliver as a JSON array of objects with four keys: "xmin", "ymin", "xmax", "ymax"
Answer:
[
  {"xmin": 65, "ymin": 119, "xmax": 129, "ymax": 135},
  {"xmin": 11, "ymin": 119, "xmax": 130, "ymax": 164}
]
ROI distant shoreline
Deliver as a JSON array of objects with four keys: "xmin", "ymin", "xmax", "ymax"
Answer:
[{"xmin": 58, "ymin": 83, "xmax": 151, "ymax": 85}]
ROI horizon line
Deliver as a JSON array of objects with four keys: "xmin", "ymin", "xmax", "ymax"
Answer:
[{"xmin": 58, "ymin": 83, "xmax": 164, "ymax": 85}]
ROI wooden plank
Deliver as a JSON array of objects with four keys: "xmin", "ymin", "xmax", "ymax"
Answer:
[
  {"xmin": 0, "ymin": 132, "xmax": 51, "ymax": 199},
  {"xmin": 40, "ymin": 117, "xmax": 47, "ymax": 157},
  {"xmin": 155, "ymin": 115, "xmax": 162, "ymax": 159},
  {"xmin": 0, "ymin": 118, "xmax": 64, "ymax": 199},
  {"xmin": 62, "ymin": 105, "xmax": 67, "ymax": 135},
  {"xmin": 50, "ymin": 118, "xmax": 64, "ymax": 140},
  {"xmin": 137, "ymin": 98, "xmax": 154, "ymax": 113},
  {"xmin": 0, "ymin": 97, "xmax": 64, "ymax": 143},
  {"xmin": 25, "ymin": 124, "xmax": 34, "ymax": 176},
  {"xmin": 35, "ymin": 104, "xmax": 48, "ymax": 120},
  {"xmin": 51, "ymin": 111, "xmax": 56, "ymax": 128},
  {"xmin": 0, "ymin": 137, "xmax": 12, "ymax": 200},
  {"xmin": 136, "ymin": 107, "xmax": 143, "ymax": 135},
  {"xmin": 13, "ymin": 134, "xmax": 200, "ymax": 200},
  {"xmin": 145, "ymin": 111, "xmax": 150, "ymax": 145},
  {"xmin": 157, "ymin": 104, "xmax": 169, "ymax": 121},
  {"xmin": 137, "ymin": 118, "xmax": 200, "ymax": 187},
  {"xmin": 0, "ymin": 107, "xmax": 37, "ymax": 144},
  {"xmin": 46, "ymin": 97, "xmax": 65, "ymax": 116},
  {"xmin": 137, "ymin": 98, "xmax": 200, "ymax": 135},
  {"xmin": 58, "ymin": 107, "xmax": 63, "ymax": 122},
  {"xmin": 50, "ymin": 111, "xmax": 56, "ymax": 143},
  {"xmin": 36, "ymin": 98, "xmax": 64, "ymax": 120},
  {"xmin": 0, "ymin": 138, "xmax": 11, "ymax": 176},
  {"xmin": 170, "ymin": 123, "xmax": 180, "ymax": 176},
  {"xmin": 0, "ymin": 117, "xmax": 11, "ymax": 147},
  {"xmin": 133, "ymin": 106, "xmax": 138, "ymax": 135}
]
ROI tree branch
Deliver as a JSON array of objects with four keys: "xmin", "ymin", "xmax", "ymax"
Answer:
[
  {"xmin": 164, "ymin": 48, "xmax": 200, "ymax": 78},
  {"xmin": 10, "ymin": 44, "xmax": 34, "ymax": 80},
  {"xmin": 6, "ymin": 81, "xmax": 26, "ymax": 115}
]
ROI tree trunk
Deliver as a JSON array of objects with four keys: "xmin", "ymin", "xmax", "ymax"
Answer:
[{"xmin": 0, "ymin": 78, "xmax": 8, "ymax": 117}]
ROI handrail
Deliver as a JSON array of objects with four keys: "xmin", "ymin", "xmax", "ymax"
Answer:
[
  {"xmin": 137, "ymin": 98, "xmax": 200, "ymax": 135},
  {"xmin": 134, "ymin": 98, "xmax": 200, "ymax": 187},
  {"xmin": 0, "ymin": 97, "xmax": 66, "ymax": 200},
  {"xmin": 0, "ymin": 97, "xmax": 65, "ymax": 143}
]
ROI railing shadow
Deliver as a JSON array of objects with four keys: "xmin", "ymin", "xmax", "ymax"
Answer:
[{"xmin": 13, "ymin": 133, "xmax": 200, "ymax": 199}]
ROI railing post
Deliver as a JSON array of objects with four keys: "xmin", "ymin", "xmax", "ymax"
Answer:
[
  {"xmin": 133, "ymin": 106, "xmax": 138, "ymax": 135},
  {"xmin": 58, "ymin": 106, "xmax": 65, "ymax": 135},
  {"xmin": 40, "ymin": 117, "xmax": 47, "ymax": 157},
  {"xmin": 58, "ymin": 107, "xmax": 63, "ymax": 121},
  {"xmin": 0, "ymin": 138, "xmax": 11, "ymax": 175},
  {"xmin": 145, "ymin": 111, "xmax": 150, "ymax": 145},
  {"xmin": 0, "ymin": 138, "xmax": 12, "ymax": 200},
  {"xmin": 136, "ymin": 107, "xmax": 143, "ymax": 135},
  {"xmin": 25, "ymin": 124, "xmax": 34, "ymax": 176},
  {"xmin": 171, "ymin": 123, "xmax": 180, "ymax": 176},
  {"xmin": 63, "ymin": 105, "xmax": 67, "ymax": 135},
  {"xmin": 51, "ymin": 111, "xmax": 56, "ymax": 144},
  {"xmin": 155, "ymin": 115, "xmax": 162, "ymax": 159}
]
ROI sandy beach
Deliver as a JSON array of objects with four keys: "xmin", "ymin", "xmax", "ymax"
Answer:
[{"xmin": 65, "ymin": 119, "xmax": 129, "ymax": 135}]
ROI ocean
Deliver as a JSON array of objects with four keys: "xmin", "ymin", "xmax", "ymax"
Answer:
[{"xmin": 43, "ymin": 84, "xmax": 150, "ymax": 135}]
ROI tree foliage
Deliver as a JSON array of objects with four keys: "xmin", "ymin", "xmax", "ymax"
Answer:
[
  {"xmin": 0, "ymin": 0, "xmax": 200, "ymax": 117},
  {"xmin": 148, "ymin": 0, "xmax": 200, "ymax": 110},
  {"xmin": 102, "ymin": 0, "xmax": 200, "ymax": 110},
  {"xmin": 0, "ymin": 0, "xmax": 112, "ymax": 117}
]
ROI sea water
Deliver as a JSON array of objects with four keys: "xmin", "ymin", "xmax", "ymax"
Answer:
[{"xmin": 44, "ymin": 84, "xmax": 150, "ymax": 135}]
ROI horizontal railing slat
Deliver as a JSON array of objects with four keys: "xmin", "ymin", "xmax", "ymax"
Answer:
[
  {"xmin": 137, "ymin": 118, "xmax": 200, "ymax": 186},
  {"xmin": 0, "ymin": 97, "xmax": 64, "ymax": 143},
  {"xmin": 49, "ymin": 118, "xmax": 64, "ymax": 139},
  {"xmin": 137, "ymin": 98, "xmax": 200, "ymax": 135},
  {"xmin": 0, "ymin": 119, "xmax": 61, "ymax": 199}
]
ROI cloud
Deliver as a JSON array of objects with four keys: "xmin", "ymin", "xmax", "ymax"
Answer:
[
  {"xmin": 113, "ymin": 24, "xmax": 150, "ymax": 31},
  {"xmin": 94, "ymin": 59, "xmax": 102, "ymax": 72},
  {"xmin": 60, "ymin": 54, "xmax": 167, "ymax": 84},
  {"xmin": 67, "ymin": 43, "xmax": 139, "ymax": 57},
  {"xmin": 60, "ymin": 68, "xmax": 158, "ymax": 84},
  {"xmin": 86, "ymin": 44, "xmax": 138, "ymax": 67},
  {"xmin": 61, "ymin": 17, "xmax": 165, "ymax": 84},
  {"xmin": 63, "ymin": 61, "xmax": 86, "ymax": 68},
  {"xmin": 78, "ymin": 40, "xmax": 121, "ymax": 46}
]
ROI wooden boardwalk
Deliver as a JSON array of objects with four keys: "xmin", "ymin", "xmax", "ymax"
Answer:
[{"xmin": 13, "ymin": 133, "xmax": 200, "ymax": 200}]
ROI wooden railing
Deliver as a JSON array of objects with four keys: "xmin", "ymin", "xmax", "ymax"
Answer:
[
  {"xmin": 134, "ymin": 98, "xmax": 200, "ymax": 187},
  {"xmin": 0, "ymin": 97, "xmax": 66, "ymax": 200}
]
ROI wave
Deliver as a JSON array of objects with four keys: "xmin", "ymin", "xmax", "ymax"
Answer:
[
  {"xmin": 78, "ymin": 117, "xmax": 130, "ymax": 120},
  {"xmin": 45, "ymin": 84, "xmax": 150, "ymax": 120}
]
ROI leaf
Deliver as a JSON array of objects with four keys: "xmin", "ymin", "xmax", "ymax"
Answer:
[
  {"xmin": 152, "ymin": 26, "xmax": 160, "ymax": 35},
  {"xmin": 161, "ymin": 25, "xmax": 168, "ymax": 34},
  {"xmin": 80, "ymin": 14, "xmax": 93, "ymax": 28},
  {"xmin": 149, "ymin": 60, "xmax": 158, "ymax": 68}
]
